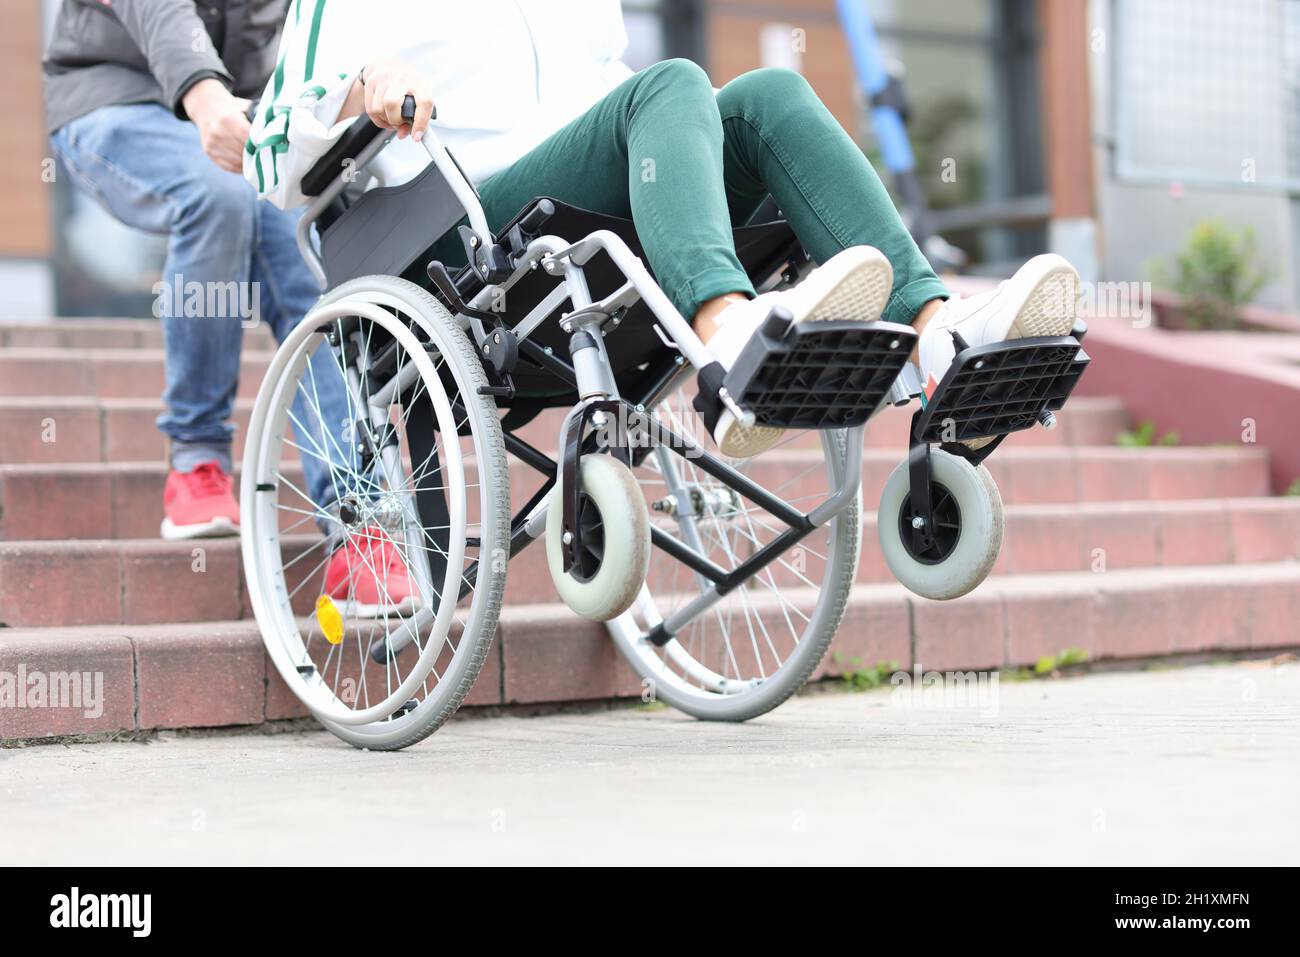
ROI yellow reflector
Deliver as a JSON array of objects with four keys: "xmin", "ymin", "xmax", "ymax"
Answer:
[{"xmin": 315, "ymin": 595, "xmax": 344, "ymax": 645}]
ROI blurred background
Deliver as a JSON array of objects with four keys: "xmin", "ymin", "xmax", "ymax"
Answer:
[{"xmin": 2, "ymin": 0, "xmax": 1298, "ymax": 322}]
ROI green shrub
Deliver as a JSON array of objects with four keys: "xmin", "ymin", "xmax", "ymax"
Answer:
[
  {"xmin": 1033, "ymin": 647, "xmax": 1089, "ymax": 676},
  {"xmin": 832, "ymin": 654, "xmax": 899, "ymax": 692},
  {"xmin": 1117, "ymin": 420, "xmax": 1180, "ymax": 447},
  {"xmin": 1151, "ymin": 220, "xmax": 1270, "ymax": 329}
]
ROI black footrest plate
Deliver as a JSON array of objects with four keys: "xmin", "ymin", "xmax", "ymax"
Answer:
[
  {"xmin": 723, "ymin": 314, "xmax": 917, "ymax": 430},
  {"xmin": 915, "ymin": 334, "xmax": 1089, "ymax": 443}
]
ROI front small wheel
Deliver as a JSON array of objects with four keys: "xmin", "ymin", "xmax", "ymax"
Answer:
[
  {"xmin": 546, "ymin": 454, "xmax": 650, "ymax": 621},
  {"xmin": 878, "ymin": 448, "xmax": 1003, "ymax": 600}
]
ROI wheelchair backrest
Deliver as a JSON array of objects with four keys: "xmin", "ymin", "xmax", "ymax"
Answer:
[{"xmin": 319, "ymin": 161, "xmax": 468, "ymax": 287}]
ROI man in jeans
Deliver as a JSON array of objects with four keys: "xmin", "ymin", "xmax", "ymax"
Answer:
[{"xmin": 43, "ymin": 1, "xmax": 410, "ymax": 609}]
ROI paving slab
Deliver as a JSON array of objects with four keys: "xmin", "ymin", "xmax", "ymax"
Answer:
[{"xmin": 1, "ymin": 660, "xmax": 1295, "ymax": 865}]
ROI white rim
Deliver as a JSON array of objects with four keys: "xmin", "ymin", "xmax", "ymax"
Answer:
[
  {"xmin": 606, "ymin": 392, "xmax": 858, "ymax": 712},
  {"xmin": 242, "ymin": 300, "xmax": 468, "ymax": 725}
]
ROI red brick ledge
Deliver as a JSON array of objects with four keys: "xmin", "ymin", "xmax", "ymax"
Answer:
[{"xmin": 2, "ymin": 562, "xmax": 1297, "ymax": 742}]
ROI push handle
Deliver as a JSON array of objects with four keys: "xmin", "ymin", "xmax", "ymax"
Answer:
[{"xmin": 301, "ymin": 94, "xmax": 420, "ymax": 198}]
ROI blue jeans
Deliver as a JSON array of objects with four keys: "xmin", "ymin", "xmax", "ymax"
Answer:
[{"xmin": 50, "ymin": 103, "xmax": 348, "ymax": 513}]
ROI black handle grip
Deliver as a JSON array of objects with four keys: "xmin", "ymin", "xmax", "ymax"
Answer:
[
  {"xmin": 401, "ymin": 94, "xmax": 416, "ymax": 124},
  {"xmin": 518, "ymin": 198, "xmax": 556, "ymax": 234}
]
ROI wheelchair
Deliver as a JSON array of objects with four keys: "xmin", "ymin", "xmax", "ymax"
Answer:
[{"xmin": 241, "ymin": 98, "xmax": 1090, "ymax": 750}]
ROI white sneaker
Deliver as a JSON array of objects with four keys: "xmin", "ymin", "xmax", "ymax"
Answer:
[
  {"xmin": 918, "ymin": 253, "xmax": 1080, "ymax": 392},
  {"xmin": 704, "ymin": 245, "xmax": 893, "ymax": 458},
  {"xmin": 917, "ymin": 254, "xmax": 1079, "ymax": 447}
]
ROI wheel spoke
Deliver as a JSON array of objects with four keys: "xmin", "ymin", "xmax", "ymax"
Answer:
[{"xmin": 624, "ymin": 395, "xmax": 855, "ymax": 706}]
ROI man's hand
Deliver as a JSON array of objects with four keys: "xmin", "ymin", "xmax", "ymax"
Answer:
[
  {"xmin": 183, "ymin": 78, "xmax": 252, "ymax": 173},
  {"xmin": 357, "ymin": 57, "xmax": 435, "ymax": 142}
]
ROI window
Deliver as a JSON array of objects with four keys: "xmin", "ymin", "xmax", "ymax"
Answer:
[{"xmin": 864, "ymin": 0, "xmax": 1046, "ymax": 267}]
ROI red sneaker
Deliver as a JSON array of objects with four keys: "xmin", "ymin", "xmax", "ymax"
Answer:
[
  {"xmin": 160, "ymin": 461, "xmax": 240, "ymax": 540},
  {"xmin": 322, "ymin": 526, "xmax": 420, "ymax": 618}
]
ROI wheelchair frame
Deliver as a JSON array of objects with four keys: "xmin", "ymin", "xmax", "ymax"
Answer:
[
  {"xmin": 248, "ymin": 100, "xmax": 1089, "ymax": 740},
  {"xmin": 291, "ymin": 120, "xmax": 893, "ymax": 657}
]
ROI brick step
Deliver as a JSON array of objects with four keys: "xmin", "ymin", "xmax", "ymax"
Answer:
[
  {"xmin": 0, "ymin": 397, "xmax": 260, "ymax": 465},
  {"xmin": 0, "ymin": 446, "xmax": 1272, "ymax": 541},
  {"xmin": 0, "ymin": 348, "xmax": 273, "ymax": 399},
  {"xmin": 507, "ymin": 495, "xmax": 1300, "ymax": 605},
  {"xmin": 0, "ymin": 463, "xmax": 308, "ymax": 542},
  {"xmin": 872, "ymin": 395, "xmax": 1127, "ymax": 447},
  {"xmin": 0, "ymin": 318, "xmax": 273, "ymax": 351},
  {"xmin": 3, "ymin": 562, "xmax": 1297, "ymax": 740},
  {"xmin": 0, "ymin": 319, "xmax": 1122, "ymax": 446},
  {"xmin": 0, "ymin": 393, "xmax": 1131, "ymax": 467},
  {"xmin": 510, "ymin": 396, "xmax": 1130, "ymax": 452},
  {"xmin": 3, "ymin": 497, "xmax": 1297, "ymax": 628}
]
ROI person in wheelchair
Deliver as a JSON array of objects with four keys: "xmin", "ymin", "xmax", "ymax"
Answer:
[
  {"xmin": 238, "ymin": 0, "xmax": 1089, "ymax": 749},
  {"xmin": 245, "ymin": 0, "xmax": 1081, "ymax": 459}
]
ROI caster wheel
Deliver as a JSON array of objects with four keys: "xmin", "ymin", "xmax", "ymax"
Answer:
[
  {"xmin": 547, "ymin": 453, "xmax": 650, "ymax": 621},
  {"xmin": 878, "ymin": 448, "xmax": 1003, "ymax": 600}
]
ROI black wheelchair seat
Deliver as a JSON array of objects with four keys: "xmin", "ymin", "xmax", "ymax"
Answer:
[{"xmin": 446, "ymin": 199, "xmax": 804, "ymax": 406}]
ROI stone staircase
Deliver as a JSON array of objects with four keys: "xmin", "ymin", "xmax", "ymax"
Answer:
[{"xmin": 2, "ymin": 319, "xmax": 1297, "ymax": 740}]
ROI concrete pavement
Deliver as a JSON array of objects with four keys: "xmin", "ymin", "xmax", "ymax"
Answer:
[{"xmin": 1, "ymin": 659, "xmax": 1297, "ymax": 866}]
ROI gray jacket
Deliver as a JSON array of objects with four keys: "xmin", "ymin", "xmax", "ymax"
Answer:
[{"xmin": 43, "ymin": 0, "xmax": 290, "ymax": 135}]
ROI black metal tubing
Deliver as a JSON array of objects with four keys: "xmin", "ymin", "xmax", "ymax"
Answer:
[
  {"xmin": 906, "ymin": 431, "xmax": 933, "ymax": 554},
  {"xmin": 622, "ymin": 352, "xmax": 686, "ymax": 415},
  {"xmin": 518, "ymin": 338, "xmax": 577, "ymax": 385},
  {"xmin": 647, "ymin": 523, "xmax": 815, "ymax": 647},
  {"xmin": 649, "ymin": 525, "xmax": 728, "ymax": 584},
  {"xmin": 644, "ymin": 415, "xmax": 813, "ymax": 532},
  {"xmin": 714, "ymin": 524, "xmax": 809, "ymax": 596},
  {"xmin": 561, "ymin": 397, "xmax": 631, "ymax": 572},
  {"xmin": 945, "ymin": 434, "xmax": 1005, "ymax": 467},
  {"xmin": 496, "ymin": 389, "xmax": 829, "ymax": 604},
  {"xmin": 619, "ymin": 398, "xmax": 827, "ymax": 596},
  {"xmin": 503, "ymin": 430, "xmax": 556, "ymax": 476}
]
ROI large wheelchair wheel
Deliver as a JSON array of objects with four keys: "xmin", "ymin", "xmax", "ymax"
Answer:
[
  {"xmin": 242, "ymin": 276, "xmax": 509, "ymax": 750},
  {"xmin": 606, "ymin": 392, "xmax": 861, "ymax": 722}
]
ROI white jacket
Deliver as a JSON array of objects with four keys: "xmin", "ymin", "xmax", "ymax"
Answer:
[{"xmin": 245, "ymin": 0, "xmax": 633, "ymax": 208}]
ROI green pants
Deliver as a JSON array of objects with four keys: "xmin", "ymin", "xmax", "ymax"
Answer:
[{"xmin": 472, "ymin": 59, "xmax": 949, "ymax": 323}]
